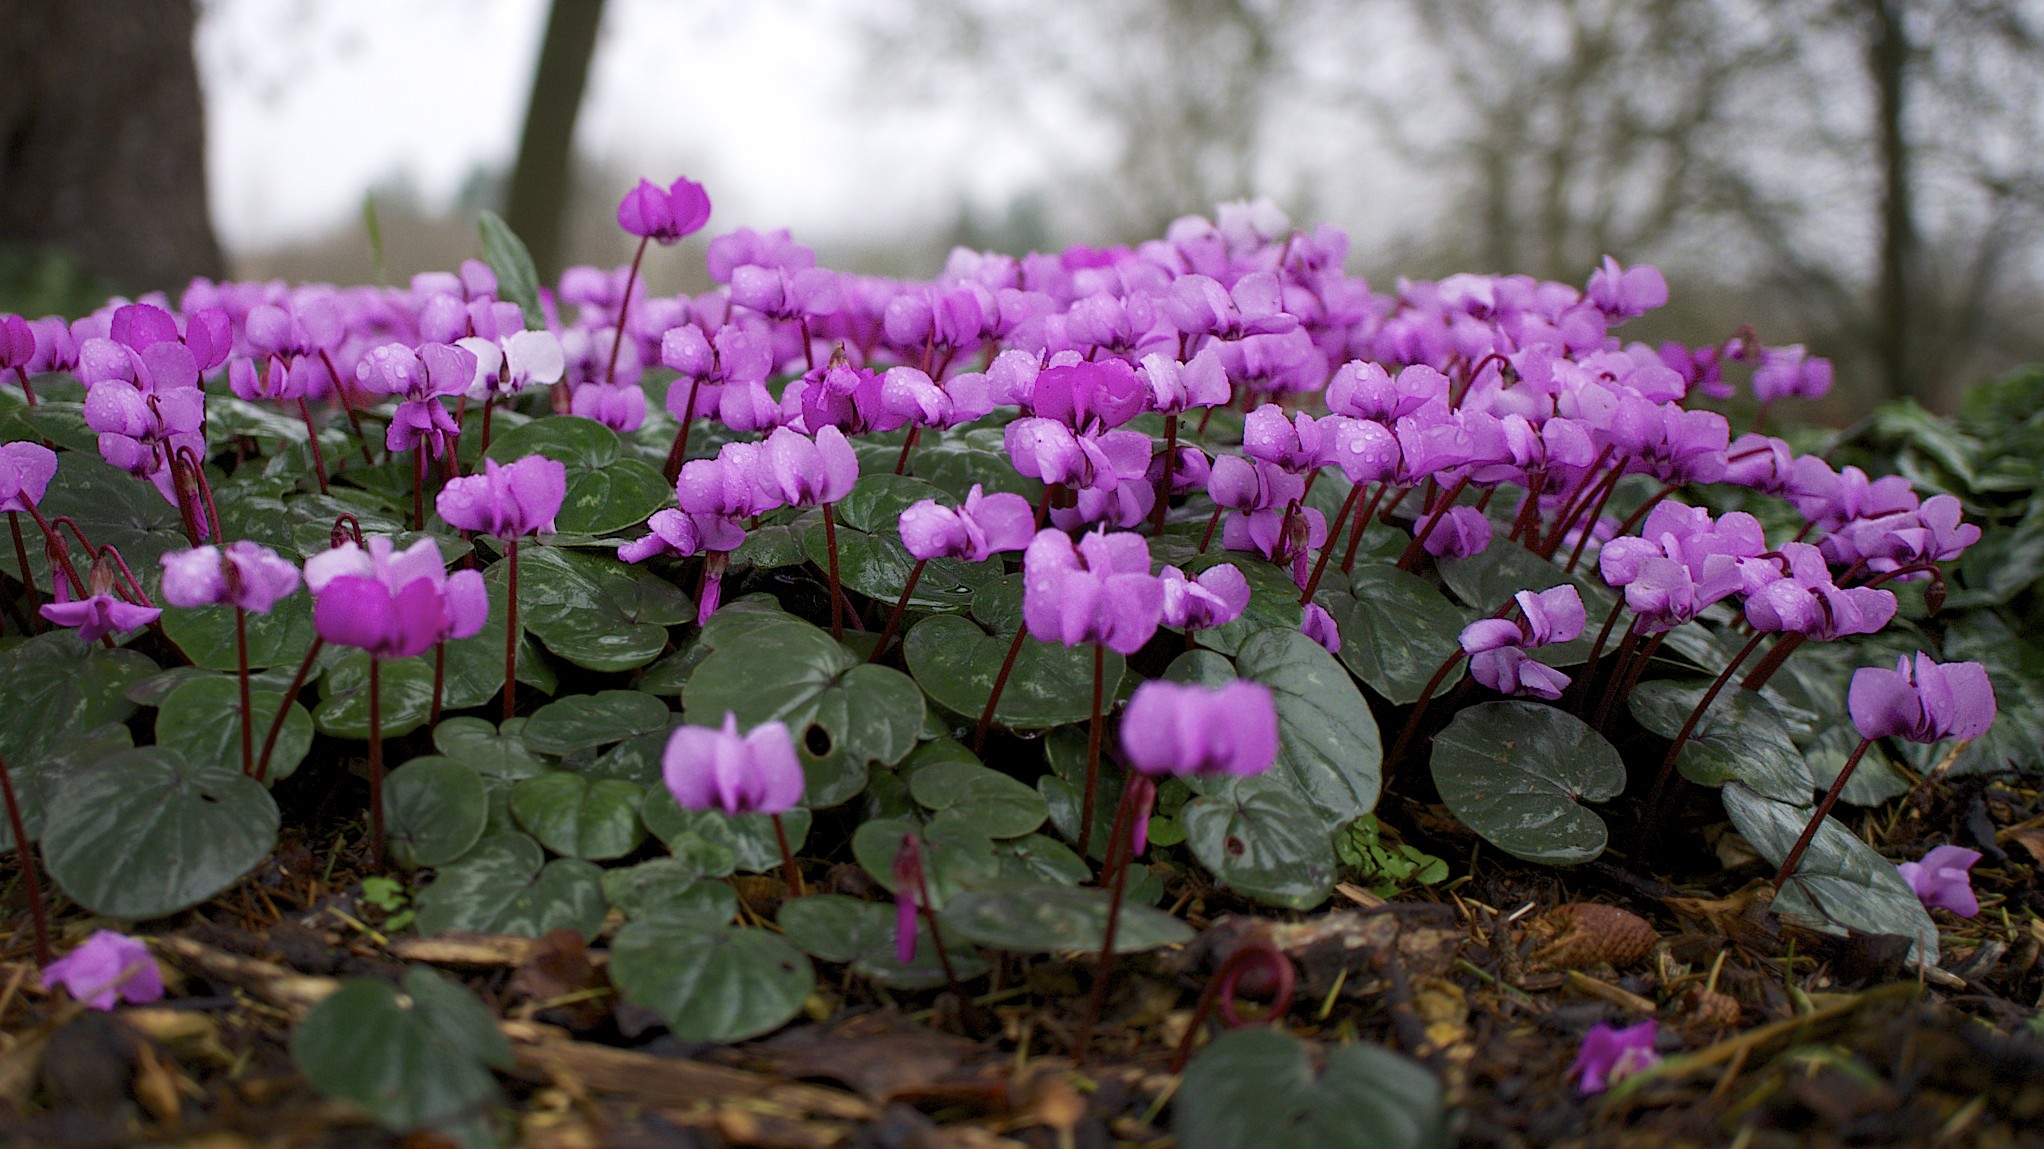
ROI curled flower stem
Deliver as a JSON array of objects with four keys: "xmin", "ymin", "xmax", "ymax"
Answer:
[
  {"xmin": 770, "ymin": 812, "xmax": 805, "ymax": 898},
  {"xmin": 256, "ymin": 638, "xmax": 323, "ymax": 786},
  {"xmin": 1771, "ymin": 736, "xmax": 1872, "ymax": 890},
  {"xmin": 1079, "ymin": 642, "xmax": 1106, "ymax": 860},
  {"xmin": 971, "ymin": 625, "xmax": 1030, "ymax": 753},
  {"xmin": 295, "ymin": 397, "xmax": 330, "ymax": 493},
  {"xmin": 869, "ymin": 558, "xmax": 925, "ymax": 664},
  {"xmin": 503, "ymin": 537, "xmax": 520, "ymax": 723},
  {"xmin": 26, "ymin": 504, "xmax": 86, "ymax": 598},
  {"xmin": 0, "ymin": 749, "xmax": 50, "ymax": 965},
  {"xmin": 320, "ymin": 350, "xmax": 377, "ymax": 467},
  {"xmin": 605, "ymin": 236, "xmax": 650, "ymax": 387},
  {"xmin": 1151, "ymin": 413, "xmax": 1179, "ymax": 536},
  {"xmin": 1168, "ymin": 942, "xmax": 1298, "ymax": 1073}
]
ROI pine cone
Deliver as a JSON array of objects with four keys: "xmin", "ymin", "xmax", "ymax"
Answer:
[{"xmin": 1526, "ymin": 902, "xmax": 1657, "ymax": 970}]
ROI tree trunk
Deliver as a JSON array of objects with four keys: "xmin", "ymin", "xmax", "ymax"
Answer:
[
  {"xmin": 505, "ymin": 0, "xmax": 608, "ymax": 282},
  {"xmin": 0, "ymin": 0, "xmax": 224, "ymax": 296},
  {"xmin": 1868, "ymin": 0, "xmax": 1917, "ymax": 402}
]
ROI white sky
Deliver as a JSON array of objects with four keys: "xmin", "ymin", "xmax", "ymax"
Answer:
[{"xmin": 196, "ymin": 0, "xmax": 1073, "ymax": 255}]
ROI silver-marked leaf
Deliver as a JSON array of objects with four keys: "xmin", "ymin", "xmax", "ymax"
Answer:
[
  {"xmin": 1182, "ymin": 775, "xmax": 1337, "ymax": 910},
  {"xmin": 1429, "ymin": 701, "xmax": 1624, "ymax": 864},
  {"xmin": 609, "ymin": 919, "xmax": 814, "ymax": 1042},
  {"xmin": 1628, "ymin": 680, "xmax": 1814, "ymax": 803}
]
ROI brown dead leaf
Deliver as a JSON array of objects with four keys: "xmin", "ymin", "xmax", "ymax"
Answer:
[
  {"xmin": 132, "ymin": 1039, "xmax": 186, "ymax": 1130},
  {"xmin": 509, "ymin": 928, "xmax": 609, "ymax": 1030},
  {"xmin": 2002, "ymin": 826, "xmax": 2044, "ymax": 865},
  {"xmin": 756, "ymin": 1010, "xmax": 980, "ymax": 1103}
]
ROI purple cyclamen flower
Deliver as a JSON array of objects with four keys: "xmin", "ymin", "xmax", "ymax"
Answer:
[
  {"xmin": 898, "ymin": 485, "xmax": 1036, "ymax": 563},
  {"xmin": 1459, "ymin": 585, "xmax": 1585, "ymax": 700},
  {"xmin": 757, "ymin": 425, "xmax": 858, "ymax": 507},
  {"xmin": 1021, "ymin": 528, "xmax": 1165, "ymax": 655},
  {"xmin": 618, "ymin": 508, "xmax": 747, "ymax": 564},
  {"xmin": 435, "ymin": 454, "xmax": 568, "ymax": 538},
  {"xmin": 1751, "ymin": 344, "xmax": 1832, "ymax": 404},
  {"xmin": 1158, "ymin": 564, "xmax": 1250, "ymax": 632},
  {"xmin": 41, "ymin": 579, "xmax": 160, "ymax": 643},
  {"xmin": 1572, "ymin": 1019, "xmax": 1661, "ymax": 1096},
  {"xmin": 662, "ymin": 712, "xmax": 804, "ymax": 816},
  {"xmin": 1004, "ymin": 419, "xmax": 1150, "ymax": 493},
  {"xmin": 1847, "ymin": 652, "xmax": 1996, "ymax": 745},
  {"xmin": 1207, "ymin": 455, "xmax": 1305, "ymax": 513},
  {"xmin": 1896, "ymin": 845, "xmax": 1982, "ymax": 918},
  {"xmin": 1118, "ymin": 679, "xmax": 1279, "ymax": 778},
  {"xmin": 1421, "ymin": 505, "xmax": 1493, "ymax": 559},
  {"xmin": 1139, "ymin": 346, "xmax": 1231, "ymax": 414},
  {"xmin": 1301, "ymin": 602, "xmax": 1341, "ymax": 654},
  {"xmin": 305, "ymin": 536, "xmax": 488, "ymax": 661},
  {"xmin": 617, "ymin": 176, "xmax": 712, "ymax": 243},
  {"xmin": 0, "ymin": 441, "xmax": 57, "ymax": 512},
  {"xmin": 570, "ymin": 380, "xmax": 648, "ymax": 433},
  {"xmin": 1741, "ymin": 544, "xmax": 1897, "ymax": 640},
  {"xmin": 41, "ymin": 930, "xmax": 163, "ymax": 1010},
  {"xmin": 1585, "ymin": 256, "xmax": 1668, "ymax": 321},
  {"xmin": 160, "ymin": 542, "xmax": 301, "ymax": 613},
  {"xmin": 1029, "ymin": 359, "xmax": 1148, "ymax": 432}
]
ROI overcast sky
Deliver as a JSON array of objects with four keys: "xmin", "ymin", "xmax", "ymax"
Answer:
[{"xmin": 196, "ymin": 0, "xmax": 1077, "ymax": 256}]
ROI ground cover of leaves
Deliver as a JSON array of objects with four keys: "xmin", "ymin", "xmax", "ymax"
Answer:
[{"xmin": 1, "ymin": 754, "xmax": 2038, "ymax": 1149}]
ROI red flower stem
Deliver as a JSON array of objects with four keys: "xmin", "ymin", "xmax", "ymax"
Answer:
[
  {"xmin": 662, "ymin": 377, "xmax": 703, "ymax": 484},
  {"xmin": 480, "ymin": 394, "xmax": 495, "ymax": 455},
  {"xmin": 912, "ymin": 859, "xmax": 981, "ymax": 1029},
  {"xmin": 770, "ymin": 812, "xmax": 805, "ymax": 898},
  {"xmin": 1396, "ymin": 473, "xmax": 1471, "ymax": 571},
  {"xmin": 1740, "ymin": 632, "xmax": 1806, "ymax": 693},
  {"xmin": 1079, "ymin": 643, "xmax": 1107, "ymax": 860},
  {"xmin": 1608, "ymin": 481, "xmax": 1682, "ymax": 543},
  {"xmin": 1589, "ymin": 622, "xmax": 1642, "ymax": 730},
  {"xmin": 1168, "ymin": 943, "xmax": 1297, "ymax": 1073},
  {"xmin": 822, "ymin": 502, "xmax": 844, "ymax": 641},
  {"xmin": 413, "ymin": 449, "xmax": 428, "ymax": 531},
  {"xmin": 9, "ymin": 511, "xmax": 37, "ymax": 625},
  {"xmin": 430, "ymin": 641, "xmax": 445, "ymax": 726},
  {"xmin": 97, "ymin": 545, "xmax": 152, "ymax": 608},
  {"xmin": 11, "ymin": 365, "xmax": 37, "ymax": 407},
  {"xmin": 1539, "ymin": 448, "xmax": 1614, "ymax": 557},
  {"xmin": 1300, "ymin": 481, "xmax": 1365, "ymax": 605},
  {"xmin": 236, "ymin": 606, "xmax": 253, "ymax": 776},
  {"xmin": 868, "ymin": 558, "xmax": 926, "ymax": 663},
  {"xmin": 1509, "ymin": 472, "xmax": 1546, "ymax": 542},
  {"xmin": 1073, "ymin": 773, "xmax": 1142, "ymax": 1063},
  {"xmin": 1638, "ymin": 629, "xmax": 1770, "ymax": 837},
  {"xmin": 1196, "ymin": 505, "xmax": 1224, "ymax": 554},
  {"xmin": 893, "ymin": 426, "xmax": 920, "ymax": 476},
  {"xmin": 1151, "ymin": 413, "xmax": 1179, "ymax": 536},
  {"xmin": 1570, "ymin": 596, "xmax": 1631, "ymax": 712},
  {"xmin": 504, "ymin": 537, "xmax": 521, "ymax": 723},
  {"xmin": 295, "ymin": 397, "xmax": 330, "ymax": 493},
  {"xmin": 25, "ymin": 504, "xmax": 85, "ymax": 597},
  {"xmin": 0, "ymin": 749, "xmax": 50, "ymax": 965},
  {"xmin": 971, "ymin": 625, "xmax": 1030, "ymax": 753},
  {"xmin": 368, "ymin": 656, "xmax": 385, "ymax": 865},
  {"xmin": 320, "ymin": 350, "xmax": 377, "ymax": 466},
  {"xmin": 1563, "ymin": 468, "xmax": 1626, "ymax": 574},
  {"xmin": 1771, "ymin": 737, "xmax": 1873, "ymax": 890},
  {"xmin": 1340, "ymin": 482, "xmax": 1392, "ymax": 575},
  {"xmin": 256, "ymin": 638, "xmax": 323, "ymax": 786},
  {"xmin": 605, "ymin": 236, "xmax": 650, "ymax": 387}
]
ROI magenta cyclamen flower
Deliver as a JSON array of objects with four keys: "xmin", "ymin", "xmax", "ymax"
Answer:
[
  {"xmin": 0, "ymin": 440, "xmax": 57, "ymax": 512},
  {"xmin": 757, "ymin": 425, "xmax": 858, "ymax": 507},
  {"xmin": 1584, "ymin": 256, "xmax": 1669, "ymax": 320},
  {"xmin": 1158, "ymin": 564, "xmax": 1250, "ymax": 631},
  {"xmin": 662, "ymin": 712, "xmax": 805, "ymax": 816},
  {"xmin": 41, "ymin": 579, "xmax": 160, "ymax": 643},
  {"xmin": 897, "ymin": 485, "xmax": 1036, "ymax": 563},
  {"xmin": 1022, "ymin": 528, "xmax": 1165, "ymax": 655},
  {"xmin": 1847, "ymin": 652, "xmax": 1996, "ymax": 745},
  {"xmin": 892, "ymin": 834, "xmax": 925, "ymax": 964},
  {"xmin": 1459, "ymin": 585, "xmax": 1586, "ymax": 700},
  {"xmin": 40, "ymin": 930, "xmax": 163, "ymax": 1011},
  {"xmin": 160, "ymin": 542, "xmax": 301, "ymax": 613},
  {"xmin": 619, "ymin": 508, "xmax": 747, "ymax": 564},
  {"xmin": 436, "ymin": 454, "xmax": 568, "ymax": 537},
  {"xmin": 305, "ymin": 536, "xmax": 487, "ymax": 661},
  {"xmin": 617, "ymin": 176, "xmax": 712, "ymax": 243},
  {"xmin": 1301, "ymin": 602, "xmax": 1341, "ymax": 654},
  {"xmin": 1571, "ymin": 1019, "xmax": 1660, "ymax": 1096},
  {"xmin": 1896, "ymin": 845, "xmax": 1982, "ymax": 918},
  {"xmin": 1118, "ymin": 679, "xmax": 1279, "ymax": 778}
]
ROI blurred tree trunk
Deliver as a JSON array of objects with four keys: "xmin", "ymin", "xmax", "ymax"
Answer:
[
  {"xmin": 0, "ymin": 0, "xmax": 224, "ymax": 295},
  {"xmin": 506, "ymin": 0, "xmax": 607, "ymax": 281},
  {"xmin": 1868, "ymin": 0, "xmax": 1918, "ymax": 403}
]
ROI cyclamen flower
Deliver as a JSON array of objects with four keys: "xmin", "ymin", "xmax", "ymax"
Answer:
[
  {"xmin": 0, "ymin": 441, "xmax": 57, "ymax": 512},
  {"xmin": 898, "ymin": 485, "xmax": 1036, "ymax": 562},
  {"xmin": 1751, "ymin": 344, "xmax": 1832, "ymax": 403},
  {"xmin": 1459, "ymin": 585, "xmax": 1586, "ymax": 700},
  {"xmin": 617, "ymin": 176, "xmax": 712, "ymax": 243},
  {"xmin": 757, "ymin": 425, "xmax": 858, "ymax": 507},
  {"xmin": 1301, "ymin": 602, "xmax": 1341, "ymax": 654},
  {"xmin": 357, "ymin": 342, "xmax": 475, "ymax": 456},
  {"xmin": 435, "ymin": 455, "xmax": 568, "ymax": 537},
  {"xmin": 1158, "ymin": 564, "xmax": 1250, "ymax": 631},
  {"xmin": 306, "ymin": 536, "xmax": 487, "ymax": 661},
  {"xmin": 1421, "ymin": 505, "xmax": 1492, "ymax": 559},
  {"xmin": 1585, "ymin": 256, "xmax": 1669, "ymax": 321},
  {"xmin": 1741, "ymin": 544, "xmax": 1897, "ymax": 640},
  {"xmin": 41, "ymin": 930, "xmax": 163, "ymax": 1010},
  {"xmin": 42, "ymin": 579, "xmax": 160, "ymax": 643},
  {"xmin": 892, "ymin": 834, "xmax": 926, "ymax": 964},
  {"xmin": 1029, "ymin": 359, "xmax": 1147, "ymax": 432},
  {"xmin": 662, "ymin": 712, "xmax": 804, "ymax": 816},
  {"xmin": 456, "ymin": 329, "xmax": 565, "ymax": 399},
  {"xmin": 1572, "ymin": 1020, "xmax": 1661, "ymax": 1095},
  {"xmin": 1896, "ymin": 845, "xmax": 1982, "ymax": 918},
  {"xmin": 1118, "ymin": 679, "xmax": 1279, "ymax": 778},
  {"xmin": 1847, "ymin": 652, "xmax": 1995, "ymax": 745},
  {"xmin": 617, "ymin": 508, "xmax": 747, "ymax": 563},
  {"xmin": 160, "ymin": 542, "xmax": 301, "ymax": 613},
  {"xmin": 570, "ymin": 380, "xmax": 647, "ymax": 433},
  {"xmin": 1022, "ymin": 528, "xmax": 1164, "ymax": 655}
]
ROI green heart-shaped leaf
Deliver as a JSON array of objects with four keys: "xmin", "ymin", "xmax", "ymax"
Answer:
[
  {"xmin": 942, "ymin": 882, "xmax": 1195, "ymax": 953},
  {"xmin": 0, "ymin": 631, "xmax": 154, "ymax": 770},
  {"xmin": 910, "ymin": 427, "xmax": 1042, "ymax": 503},
  {"xmin": 484, "ymin": 416, "xmax": 671, "ymax": 535},
  {"xmin": 413, "ymin": 832, "xmax": 606, "ymax": 939},
  {"xmin": 775, "ymin": 893, "xmax": 987, "ymax": 989},
  {"xmin": 522, "ymin": 689, "xmax": 671, "ymax": 755},
  {"xmin": 383, "ymin": 757, "xmax": 490, "ymax": 868},
  {"xmin": 908, "ymin": 758, "xmax": 1049, "ymax": 839},
  {"xmin": 904, "ymin": 614, "xmax": 1121, "ymax": 729},
  {"xmin": 155, "ymin": 674, "xmax": 314, "ymax": 784},
  {"xmin": 433, "ymin": 716, "xmax": 551, "ymax": 780},
  {"xmin": 1187, "ymin": 555, "xmax": 1305, "ymax": 658},
  {"xmin": 41, "ymin": 747, "xmax": 279, "ymax": 918},
  {"xmin": 1333, "ymin": 565, "xmax": 1469, "ymax": 703},
  {"xmin": 1628, "ymin": 680, "xmax": 1814, "ymax": 802},
  {"xmin": 161, "ymin": 595, "xmax": 316, "ymax": 672},
  {"xmin": 601, "ymin": 857, "xmax": 739, "ymax": 923},
  {"xmin": 506, "ymin": 545, "xmax": 693, "ymax": 672},
  {"xmin": 291, "ymin": 966, "xmax": 511, "ymax": 1136},
  {"xmin": 1182, "ymin": 775, "xmax": 1337, "ymax": 910},
  {"xmin": 802, "ymin": 519, "xmax": 995, "ymax": 610},
  {"xmin": 1174, "ymin": 1027, "xmax": 1449, "ymax": 1149},
  {"xmin": 314, "ymin": 652, "xmax": 436, "ymax": 739},
  {"xmin": 0, "ymin": 725, "xmax": 131, "ymax": 853},
  {"xmin": 1429, "ymin": 701, "xmax": 1625, "ymax": 864},
  {"xmin": 1436, "ymin": 543, "xmax": 1611, "ymax": 666},
  {"xmin": 436, "ymin": 575, "xmax": 556, "ymax": 708},
  {"xmin": 509, "ymin": 772, "xmax": 647, "ymax": 860},
  {"xmin": 608, "ymin": 919, "xmax": 815, "ymax": 1042},
  {"xmin": 990, "ymin": 833, "xmax": 1093, "ymax": 886},
  {"xmin": 851, "ymin": 817, "xmax": 1000, "ymax": 909}
]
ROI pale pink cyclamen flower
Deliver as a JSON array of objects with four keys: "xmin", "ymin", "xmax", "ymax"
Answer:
[
  {"xmin": 1895, "ymin": 844, "xmax": 1982, "ymax": 918},
  {"xmin": 41, "ymin": 930, "xmax": 163, "ymax": 1010}
]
